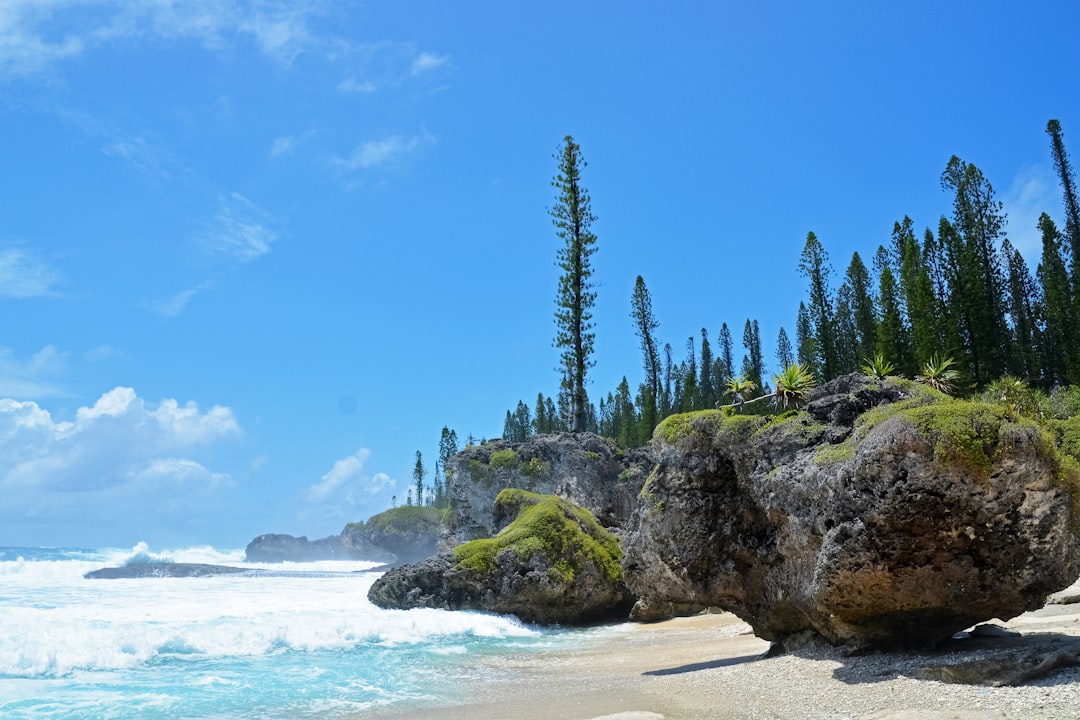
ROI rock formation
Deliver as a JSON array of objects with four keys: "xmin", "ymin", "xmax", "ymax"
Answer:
[
  {"xmin": 441, "ymin": 433, "xmax": 649, "ymax": 550},
  {"xmin": 368, "ymin": 489, "xmax": 632, "ymax": 624},
  {"xmin": 623, "ymin": 374, "xmax": 1080, "ymax": 650},
  {"xmin": 244, "ymin": 533, "xmax": 362, "ymax": 563}
]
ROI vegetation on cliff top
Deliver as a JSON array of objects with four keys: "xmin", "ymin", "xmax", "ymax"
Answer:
[{"xmin": 453, "ymin": 489, "xmax": 623, "ymax": 584}]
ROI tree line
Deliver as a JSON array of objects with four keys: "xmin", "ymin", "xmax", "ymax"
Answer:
[{"xmin": 498, "ymin": 120, "xmax": 1080, "ymax": 449}]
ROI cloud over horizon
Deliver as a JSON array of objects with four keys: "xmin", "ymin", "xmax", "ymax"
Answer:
[{"xmin": 0, "ymin": 387, "xmax": 241, "ymax": 535}]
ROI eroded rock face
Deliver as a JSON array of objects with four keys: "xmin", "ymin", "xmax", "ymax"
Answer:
[
  {"xmin": 368, "ymin": 490, "xmax": 632, "ymax": 625},
  {"xmin": 441, "ymin": 433, "xmax": 649, "ymax": 550},
  {"xmin": 244, "ymin": 533, "xmax": 358, "ymax": 563},
  {"xmin": 624, "ymin": 374, "xmax": 1080, "ymax": 650}
]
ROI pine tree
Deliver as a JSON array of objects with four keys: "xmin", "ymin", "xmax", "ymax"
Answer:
[
  {"xmin": 661, "ymin": 343, "xmax": 674, "ymax": 417},
  {"xmin": 844, "ymin": 252, "xmax": 877, "ymax": 364},
  {"xmin": 776, "ymin": 327, "xmax": 794, "ymax": 369},
  {"xmin": 437, "ymin": 427, "xmax": 458, "ymax": 506},
  {"xmin": 1002, "ymin": 239, "xmax": 1040, "ymax": 382},
  {"xmin": 1037, "ymin": 213, "xmax": 1074, "ymax": 384},
  {"xmin": 698, "ymin": 328, "xmax": 715, "ymax": 409},
  {"xmin": 940, "ymin": 156, "xmax": 1009, "ymax": 385},
  {"xmin": 412, "ymin": 451, "xmax": 426, "ymax": 507},
  {"xmin": 680, "ymin": 336, "xmax": 698, "ymax": 411},
  {"xmin": 873, "ymin": 246, "xmax": 912, "ymax": 375},
  {"xmin": 796, "ymin": 301, "xmax": 817, "ymax": 376},
  {"xmin": 718, "ymin": 323, "xmax": 735, "ymax": 384},
  {"xmin": 630, "ymin": 276, "xmax": 661, "ymax": 435},
  {"xmin": 799, "ymin": 232, "xmax": 838, "ymax": 380},
  {"xmin": 1047, "ymin": 119, "xmax": 1080, "ymax": 278},
  {"xmin": 551, "ymin": 135, "xmax": 598, "ymax": 432},
  {"xmin": 741, "ymin": 319, "xmax": 763, "ymax": 391}
]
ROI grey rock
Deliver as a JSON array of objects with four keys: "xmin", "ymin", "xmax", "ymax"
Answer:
[
  {"xmin": 85, "ymin": 562, "xmax": 248, "ymax": 579},
  {"xmin": 623, "ymin": 374, "xmax": 1080, "ymax": 650},
  {"xmin": 441, "ymin": 433, "xmax": 649, "ymax": 551},
  {"xmin": 244, "ymin": 533, "xmax": 363, "ymax": 563}
]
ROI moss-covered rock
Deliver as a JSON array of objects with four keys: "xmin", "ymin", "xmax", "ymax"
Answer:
[
  {"xmin": 369, "ymin": 490, "xmax": 632, "ymax": 625},
  {"xmin": 341, "ymin": 505, "xmax": 441, "ymax": 564}
]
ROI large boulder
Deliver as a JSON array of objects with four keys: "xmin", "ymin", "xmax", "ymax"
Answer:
[
  {"xmin": 244, "ymin": 533, "xmax": 357, "ymax": 562},
  {"xmin": 623, "ymin": 374, "xmax": 1080, "ymax": 650},
  {"xmin": 441, "ymin": 433, "xmax": 649, "ymax": 550},
  {"xmin": 368, "ymin": 489, "xmax": 632, "ymax": 624}
]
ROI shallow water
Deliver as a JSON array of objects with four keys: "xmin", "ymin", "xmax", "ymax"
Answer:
[{"xmin": 0, "ymin": 544, "xmax": 569, "ymax": 719}]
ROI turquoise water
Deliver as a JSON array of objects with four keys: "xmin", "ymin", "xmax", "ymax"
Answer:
[{"xmin": 0, "ymin": 545, "xmax": 569, "ymax": 719}]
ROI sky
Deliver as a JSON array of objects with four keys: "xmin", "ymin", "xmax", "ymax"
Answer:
[{"xmin": 2, "ymin": 1, "xmax": 1079, "ymax": 549}]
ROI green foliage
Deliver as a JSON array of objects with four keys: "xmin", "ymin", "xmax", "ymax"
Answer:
[
  {"xmin": 771, "ymin": 362, "xmax": 816, "ymax": 410},
  {"xmin": 860, "ymin": 352, "xmax": 896, "ymax": 380},
  {"xmin": 364, "ymin": 505, "xmax": 443, "ymax": 537},
  {"xmin": 452, "ymin": 489, "xmax": 623, "ymax": 584},
  {"xmin": 489, "ymin": 448, "xmax": 520, "ymax": 470},
  {"xmin": 654, "ymin": 409, "xmax": 763, "ymax": 447},
  {"xmin": 916, "ymin": 355, "xmax": 960, "ymax": 395},
  {"xmin": 521, "ymin": 457, "xmax": 551, "ymax": 477},
  {"xmin": 814, "ymin": 441, "xmax": 855, "ymax": 465},
  {"xmin": 468, "ymin": 458, "xmax": 492, "ymax": 484},
  {"xmin": 552, "ymin": 135, "xmax": 598, "ymax": 433}
]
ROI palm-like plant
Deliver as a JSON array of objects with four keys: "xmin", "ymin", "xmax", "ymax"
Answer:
[
  {"xmin": 772, "ymin": 363, "xmax": 816, "ymax": 409},
  {"xmin": 916, "ymin": 355, "xmax": 959, "ymax": 395},
  {"xmin": 860, "ymin": 352, "xmax": 896, "ymax": 380},
  {"xmin": 723, "ymin": 375, "xmax": 756, "ymax": 409}
]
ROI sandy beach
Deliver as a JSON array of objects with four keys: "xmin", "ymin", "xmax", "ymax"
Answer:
[{"xmin": 370, "ymin": 587, "xmax": 1080, "ymax": 720}]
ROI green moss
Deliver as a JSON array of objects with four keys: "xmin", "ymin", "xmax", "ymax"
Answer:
[
  {"xmin": 489, "ymin": 449, "xmax": 520, "ymax": 470},
  {"xmin": 814, "ymin": 441, "xmax": 856, "ymax": 466},
  {"xmin": 363, "ymin": 504, "xmax": 442, "ymax": 535},
  {"xmin": 654, "ymin": 410, "xmax": 763, "ymax": 447},
  {"xmin": 452, "ymin": 489, "xmax": 623, "ymax": 584},
  {"xmin": 585, "ymin": 450, "xmax": 601, "ymax": 459},
  {"xmin": 468, "ymin": 458, "xmax": 492, "ymax": 484}
]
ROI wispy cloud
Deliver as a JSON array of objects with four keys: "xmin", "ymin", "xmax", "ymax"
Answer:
[
  {"xmin": 149, "ymin": 282, "xmax": 213, "ymax": 318},
  {"xmin": 306, "ymin": 448, "xmax": 394, "ymax": 504},
  {"xmin": 0, "ymin": 0, "xmax": 324, "ymax": 78},
  {"xmin": 201, "ymin": 193, "xmax": 278, "ymax": 262},
  {"xmin": 337, "ymin": 77, "xmax": 376, "ymax": 93},
  {"xmin": 0, "ymin": 345, "xmax": 68, "ymax": 399},
  {"xmin": 333, "ymin": 132, "xmax": 436, "ymax": 172},
  {"xmin": 0, "ymin": 247, "xmax": 61, "ymax": 298},
  {"xmin": 269, "ymin": 135, "xmax": 296, "ymax": 158},
  {"xmin": 411, "ymin": 51, "xmax": 448, "ymax": 75}
]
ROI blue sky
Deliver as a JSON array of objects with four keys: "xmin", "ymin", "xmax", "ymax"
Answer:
[{"xmin": 2, "ymin": 1, "xmax": 1078, "ymax": 549}]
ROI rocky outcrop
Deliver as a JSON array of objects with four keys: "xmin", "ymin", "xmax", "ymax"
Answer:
[
  {"xmin": 85, "ymin": 562, "xmax": 248, "ymax": 579},
  {"xmin": 342, "ymin": 506, "xmax": 442, "ymax": 565},
  {"xmin": 244, "ymin": 533, "xmax": 362, "ymax": 563},
  {"xmin": 368, "ymin": 489, "xmax": 632, "ymax": 624},
  {"xmin": 441, "ymin": 433, "xmax": 649, "ymax": 550},
  {"xmin": 624, "ymin": 374, "xmax": 1080, "ymax": 650}
]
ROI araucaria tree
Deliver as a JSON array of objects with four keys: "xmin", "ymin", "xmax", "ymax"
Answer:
[{"xmin": 552, "ymin": 135, "xmax": 598, "ymax": 432}]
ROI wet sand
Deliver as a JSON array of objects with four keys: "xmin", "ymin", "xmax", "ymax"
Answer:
[{"xmin": 367, "ymin": 592, "xmax": 1080, "ymax": 720}]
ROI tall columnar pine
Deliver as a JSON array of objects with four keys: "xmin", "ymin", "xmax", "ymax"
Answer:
[
  {"xmin": 698, "ymin": 328, "xmax": 715, "ymax": 409},
  {"xmin": 661, "ymin": 343, "xmax": 674, "ymax": 417},
  {"xmin": 741, "ymin": 319, "xmax": 764, "ymax": 391},
  {"xmin": 873, "ymin": 245, "xmax": 913, "ymax": 376},
  {"xmin": 799, "ymin": 232, "xmax": 839, "ymax": 380},
  {"xmin": 412, "ymin": 451, "xmax": 426, "ymax": 507},
  {"xmin": 843, "ymin": 251, "xmax": 878, "ymax": 366},
  {"xmin": 680, "ymin": 336, "xmax": 698, "ymax": 412},
  {"xmin": 551, "ymin": 135, "xmax": 598, "ymax": 433},
  {"xmin": 940, "ymin": 156, "xmax": 1008, "ymax": 385},
  {"xmin": 795, "ymin": 301, "xmax": 818, "ymax": 377},
  {"xmin": 1037, "ymin": 213, "xmax": 1075, "ymax": 384},
  {"xmin": 1001, "ymin": 239, "xmax": 1041, "ymax": 382},
  {"xmin": 630, "ymin": 275, "xmax": 661, "ymax": 433},
  {"xmin": 776, "ymin": 327, "xmax": 794, "ymax": 369},
  {"xmin": 718, "ymin": 323, "xmax": 735, "ymax": 389},
  {"xmin": 832, "ymin": 286, "xmax": 859, "ymax": 374},
  {"xmin": 892, "ymin": 218, "xmax": 940, "ymax": 367},
  {"xmin": 1047, "ymin": 120, "xmax": 1080, "ymax": 280}
]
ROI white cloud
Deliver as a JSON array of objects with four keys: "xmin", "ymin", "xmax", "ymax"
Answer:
[
  {"xmin": 411, "ymin": 51, "xmax": 447, "ymax": 75},
  {"xmin": 337, "ymin": 77, "xmax": 376, "ymax": 93},
  {"xmin": 202, "ymin": 193, "xmax": 278, "ymax": 262},
  {"xmin": 0, "ymin": 247, "xmax": 61, "ymax": 298},
  {"xmin": 1004, "ymin": 165, "xmax": 1058, "ymax": 266},
  {"xmin": 0, "ymin": 0, "xmax": 324, "ymax": 77},
  {"xmin": 333, "ymin": 132, "xmax": 435, "ymax": 172},
  {"xmin": 0, "ymin": 387, "xmax": 240, "ymax": 519},
  {"xmin": 305, "ymin": 448, "xmax": 395, "ymax": 504},
  {"xmin": 0, "ymin": 345, "xmax": 67, "ymax": 398},
  {"xmin": 269, "ymin": 135, "xmax": 296, "ymax": 158},
  {"xmin": 150, "ymin": 282, "xmax": 212, "ymax": 318}
]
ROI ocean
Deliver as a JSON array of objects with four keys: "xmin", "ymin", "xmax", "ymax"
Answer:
[{"xmin": 0, "ymin": 544, "xmax": 589, "ymax": 719}]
